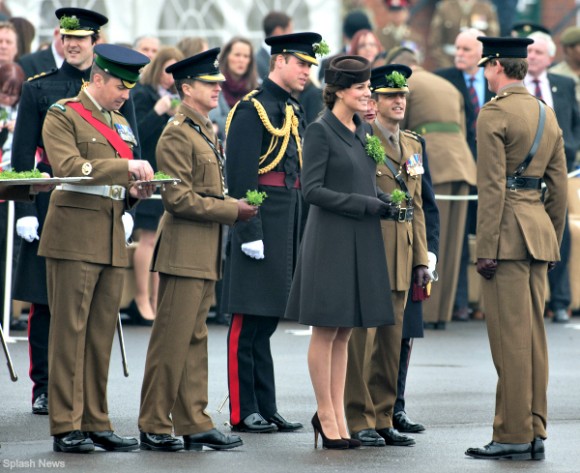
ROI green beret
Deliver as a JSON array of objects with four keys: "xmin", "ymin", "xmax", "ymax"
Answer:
[{"xmin": 560, "ymin": 27, "xmax": 580, "ymax": 46}]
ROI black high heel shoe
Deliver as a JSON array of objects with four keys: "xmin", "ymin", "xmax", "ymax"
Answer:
[
  {"xmin": 125, "ymin": 300, "xmax": 154, "ymax": 326},
  {"xmin": 342, "ymin": 438, "xmax": 362, "ymax": 449},
  {"xmin": 311, "ymin": 413, "xmax": 348, "ymax": 450}
]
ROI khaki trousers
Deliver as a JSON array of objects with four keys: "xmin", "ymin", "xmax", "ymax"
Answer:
[
  {"xmin": 423, "ymin": 181, "xmax": 469, "ymax": 323},
  {"xmin": 345, "ymin": 291, "xmax": 406, "ymax": 433},
  {"xmin": 481, "ymin": 260, "xmax": 548, "ymax": 443},
  {"xmin": 139, "ymin": 274, "xmax": 215, "ymax": 435},
  {"xmin": 46, "ymin": 258, "xmax": 124, "ymax": 435}
]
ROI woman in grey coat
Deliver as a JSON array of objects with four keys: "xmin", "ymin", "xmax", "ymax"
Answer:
[{"xmin": 285, "ymin": 55, "xmax": 395, "ymax": 449}]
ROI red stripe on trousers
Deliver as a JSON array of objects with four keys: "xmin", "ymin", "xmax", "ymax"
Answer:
[
  {"xmin": 228, "ymin": 313, "xmax": 244, "ymax": 425},
  {"xmin": 27, "ymin": 303, "xmax": 36, "ymax": 401}
]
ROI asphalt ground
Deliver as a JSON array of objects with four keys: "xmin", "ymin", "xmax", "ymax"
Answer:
[{"xmin": 1, "ymin": 317, "xmax": 579, "ymax": 473}]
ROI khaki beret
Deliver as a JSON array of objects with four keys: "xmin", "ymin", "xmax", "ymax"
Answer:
[{"xmin": 560, "ymin": 27, "xmax": 580, "ymax": 46}]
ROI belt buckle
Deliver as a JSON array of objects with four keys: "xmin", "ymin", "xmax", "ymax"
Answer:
[
  {"xmin": 110, "ymin": 186, "xmax": 121, "ymax": 200},
  {"xmin": 509, "ymin": 176, "xmax": 521, "ymax": 192},
  {"xmin": 398, "ymin": 207, "xmax": 407, "ymax": 222}
]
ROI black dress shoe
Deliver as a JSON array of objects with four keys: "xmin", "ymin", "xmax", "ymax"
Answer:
[
  {"xmin": 183, "ymin": 428, "xmax": 243, "ymax": 451},
  {"xmin": 465, "ymin": 441, "xmax": 533, "ymax": 460},
  {"xmin": 53, "ymin": 430, "xmax": 94, "ymax": 453},
  {"xmin": 531, "ymin": 437, "xmax": 545, "ymax": 460},
  {"xmin": 231, "ymin": 413, "xmax": 276, "ymax": 433},
  {"xmin": 32, "ymin": 393, "xmax": 49, "ymax": 415},
  {"xmin": 393, "ymin": 412, "xmax": 425, "ymax": 433},
  {"xmin": 139, "ymin": 432, "xmax": 184, "ymax": 452},
  {"xmin": 376, "ymin": 427, "xmax": 416, "ymax": 446},
  {"xmin": 351, "ymin": 429, "xmax": 386, "ymax": 447},
  {"xmin": 87, "ymin": 431, "xmax": 139, "ymax": 452},
  {"xmin": 267, "ymin": 412, "xmax": 303, "ymax": 432}
]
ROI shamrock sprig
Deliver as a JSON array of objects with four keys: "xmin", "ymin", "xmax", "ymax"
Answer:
[
  {"xmin": 313, "ymin": 40, "xmax": 330, "ymax": 57},
  {"xmin": 246, "ymin": 190, "xmax": 268, "ymax": 206},
  {"xmin": 365, "ymin": 134, "xmax": 386, "ymax": 165},
  {"xmin": 390, "ymin": 189, "xmax": 407, "ymax": 205},
  {"xmin": 385, "ymin": 71, "xmax": 408, "ymax": 89},
  {"xmin": 60, "ymin": 15, "xmax": 81, "ymax": 30}
]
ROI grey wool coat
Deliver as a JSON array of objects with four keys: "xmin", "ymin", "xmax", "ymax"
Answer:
[{"xmin": 284, "ymin": 110, "xmax": 395, "ymax": 328}]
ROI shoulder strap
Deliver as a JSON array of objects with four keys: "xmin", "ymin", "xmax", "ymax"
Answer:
[
  {"xmin": 67, "ymin": 101, "xmax": 133, "ymax": 160},
  {"xmin": 383, "ymin": 158, "xmax": 411, "ymax": 200},
  {"xmin": 183, "ymin": 117, "xmax": 225, "ymax": 168},
  {"xmin": 513, "ymin": 99, "xmax": 546, "ymax": 176}
]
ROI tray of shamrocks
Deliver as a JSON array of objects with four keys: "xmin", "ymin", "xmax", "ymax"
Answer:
[{"xmin": 0, "ymin": 169, "xmax": 93, "ymax": 186}]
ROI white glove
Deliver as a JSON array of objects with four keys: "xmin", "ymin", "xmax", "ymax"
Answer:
[
  {"xmin": 427, "ymin": 251, "xmax": 438, "ymax": 281},
  {"xmin": 241, "ymin": 240, "xmax": 264, "ymax": 260},
  {"xmin": 16, "ymin": 216, "xmax": 39, "ymax": 243},
  {"xmin": 121, "ymin": 212, "xmax": 134, "ymax": 242}
]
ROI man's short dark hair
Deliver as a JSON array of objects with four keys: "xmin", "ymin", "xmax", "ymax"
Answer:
[
  {"xmin": 490, "ymin": 58, "xmax": 528, "ymax": 80},
  {"xmin": 263, "ymin": 11, "xmax": 291, "ymax": 38}
]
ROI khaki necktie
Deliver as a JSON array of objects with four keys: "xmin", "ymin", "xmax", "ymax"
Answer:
[
  {"xmin": 390, "ymin": 135, "xmax": 401, "ymax": 160},
  {"xmin": 101, "ymin": 109, "xmax": 112, "ymax": 127}
]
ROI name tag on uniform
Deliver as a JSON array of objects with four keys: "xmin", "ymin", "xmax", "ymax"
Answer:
[
  {"xmin": 115, "ymin": 123, "xmax": 137, "ymax": 145},
  {"xmin": 405, "ymin": 153, "xmax": 424, "ymax": 177}
]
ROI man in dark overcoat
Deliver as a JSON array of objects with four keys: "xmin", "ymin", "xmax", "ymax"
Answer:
[
  {"xmin": 11, "ymin": 8, "xmax": 139, "ymax": 415},
  {"xmin": 222, "ymin": 33, "xmax": 323, "ymax": 433}
]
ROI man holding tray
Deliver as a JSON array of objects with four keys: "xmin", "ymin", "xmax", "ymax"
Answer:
[{"xmin": 39, "ymin": 44, "xmax": 154, "ymax": 453}]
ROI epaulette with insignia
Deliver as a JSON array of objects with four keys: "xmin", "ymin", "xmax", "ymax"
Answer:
[
  {"xmin": 402, "ymin": 129, "xmax": 425, "ymax": 144},
  {"xmin": 27, "ymin": 68, "xmax": 58, "ymax": 82},
  {"xmin": 168, "ymin": 112, "xmax": 184, "ymax": 126}
]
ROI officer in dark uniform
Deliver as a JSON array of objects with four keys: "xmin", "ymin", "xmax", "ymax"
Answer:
[
  {"xmin": 222, "ymin": 32, "xmax": 324, "ymax": 433},
  {"xmin": 11, "ymin": 7, "xmax": 139, "ymax": 416}
]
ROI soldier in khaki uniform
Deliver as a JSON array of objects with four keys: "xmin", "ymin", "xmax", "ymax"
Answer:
[
  {"xmin": 39, "ymin": 44, "xmax": 154, "ymax": 453},
  {"xmin": 376, "ymin": 0, "xmax": 424, "ymax": 61},
  {"xmin": 138, "ymin": 49, "xmax": 257, "ymax": 452},
  {"xmin": 429, "ymin": 0, "xmax": 499, "ymax": 69},
  {"xmin": 387, "ymin": 47, "xmax": 476, "ymax": 329},
  {"xmin": 466, "ymin": 36, "xmax": 567, "ymax": 461},
  {"xmin": 345, "ymin": 64, "xmax": 430, "ymax": 447}
]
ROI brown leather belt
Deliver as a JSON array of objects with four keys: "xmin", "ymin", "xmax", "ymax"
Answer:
[{"xmin": 258, "ymin": 171, "xmax": 300, "ymax": 189}]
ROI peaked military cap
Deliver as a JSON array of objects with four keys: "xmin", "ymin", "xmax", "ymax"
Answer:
[
  {"xmin": 325, "ymin": 55, "xmax": 371, "ymax": 88},
  {"xmin": 477, "ymin": 36, "xmax": 534, "ymax": 67},
  {"xmin": 165, "ymin": 47, "xmax": 225, "ymax": 82},
  {"xmin": 384, "ymin": 46, "xmax": 416, "ymax": 65},
  {"xmin": 511, "ymin": 22, "xmax": 550, "ymax": 38},
  {"xmin": 370, "ymin": 64, "xmax": 412, "ymax": 94},
  {"xmin": 55, "ymin": 7, "xmax": 108, "ymax": 37},
  {"xmin": 94, "ymin": 44, "xmax": 150, "ymax": 89},
  {"xmin": 560, "ymin": 26, "xmax": 580, "ymax": 46},
  {"xmin": 266, "ymin": 32, "xmax": 323, "ymax": 66}
]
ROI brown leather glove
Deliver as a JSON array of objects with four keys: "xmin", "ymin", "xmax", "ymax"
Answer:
[
  {"xmin": 476, "ymin": 258, "xmax": 498, "ymax": 280},
  {"xmin": 413, "ymin": 265, "xmax": 431, "ymax": 287}
]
